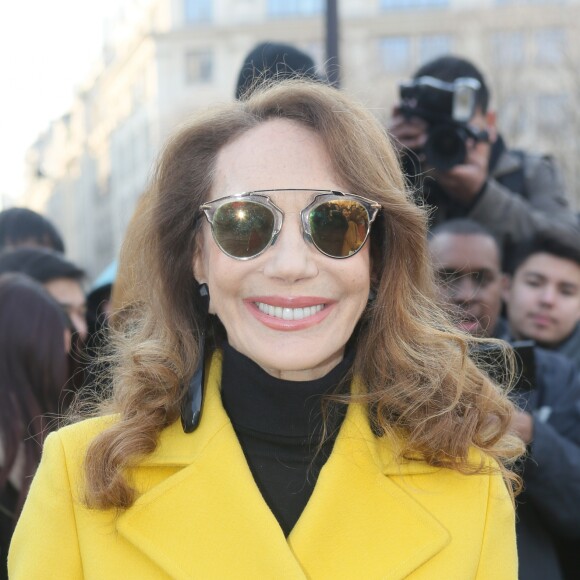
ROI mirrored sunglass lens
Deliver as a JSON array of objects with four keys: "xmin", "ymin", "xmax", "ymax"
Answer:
[
  {"xmin": 212, "ymin": 201, "xmax": 275, "ymax": 258},
  {"xmin": 309, "ymin": 200, "xmax": 369, "ymax": 257}
]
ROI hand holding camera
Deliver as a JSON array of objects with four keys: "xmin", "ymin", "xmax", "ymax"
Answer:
[
  {"xmin": 389, "ymin": 109, "xmax": 429, "ymax": 158},
  {"xmin": 432, "ymin": 135, "xmax": 492, "ymax": 204}
]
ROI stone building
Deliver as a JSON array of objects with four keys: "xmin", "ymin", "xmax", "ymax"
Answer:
[{"xmin": 22, "ymin": 0, "xmax": 580, "ymax": 278}]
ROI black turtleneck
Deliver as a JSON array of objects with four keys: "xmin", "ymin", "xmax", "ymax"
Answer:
[{"xmin": 220, "ymin": 343, "xmax": 352, "ymax": 537}]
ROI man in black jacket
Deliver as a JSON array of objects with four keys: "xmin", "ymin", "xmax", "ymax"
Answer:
[
  {"xmin": 429, "ymin": 218, "xmax": 580, "ymax": 580},
  {"xmin": 389, "ymin": 56, "xmax": 575, "ymax": 250}
]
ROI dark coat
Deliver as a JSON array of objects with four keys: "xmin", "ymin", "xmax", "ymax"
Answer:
[
  {"xmin": 554, "ymin": 322, "xmax": 580, "ymax": 372},
  {"xmin": 512, "ymin": 348, "xmax": 580, "ymax": 580},
  {"xmin": 424, "ymin": 137, "xmax": 575, "ymax": 249}
]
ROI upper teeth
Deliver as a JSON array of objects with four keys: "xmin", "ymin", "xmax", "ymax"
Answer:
[{"xmin": 256, "ymin": 302, "xmax": 324, "ymax": 320}]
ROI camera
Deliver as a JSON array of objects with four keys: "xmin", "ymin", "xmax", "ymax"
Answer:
[
  {"xmin": 472, "ymin": 340, "xmax": 537, "ymax": 392},
  {"xmin": 399, "ymin": 76, "xmax": 489, "ymax": 171}
]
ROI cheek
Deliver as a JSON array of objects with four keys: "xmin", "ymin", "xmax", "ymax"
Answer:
[
  {"xmin": 344, "ymin": 255, "xmax": 372, "ymax": 305},
  {"xmin": 205, "ymin": 258, "xmax": 235, "ymax": 315},
  {"xmin": 201, "ymin": 246, "xmax": 253, "ymax": 319},
  {"xmin": 562, "ymin": 297, "xmax": 580, "ymax": 317},
  {"xmin": 64, "ymin": 329, "xmax": 72, "ymax": 354},
  {"xmin": 512, "ymin": 285, "xmax": 536, "ymax": 307},
  {"xmin": 483, "ymin": 285, "xmax": 502, "ymax": 310}
]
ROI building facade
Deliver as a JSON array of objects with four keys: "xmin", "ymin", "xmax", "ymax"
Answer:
[{"xmin": 21, "ymin": 0, "xmax": 580, "ymax": 278}]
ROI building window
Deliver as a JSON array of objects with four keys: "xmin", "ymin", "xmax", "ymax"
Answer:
[
  {"xmin": 185, "ymin": 0, "xmax": 212, "ymax": 23},
  {"xmin": 498, "ymin": 97, "xmax": 528, "ymax": 136},
  {"xmin": 535, "ymin": 28, "xmax": 566, "ymax": 65},
  {"xmin": 185, "ymin": 50, "xmax": 213, "ymax": 84},
  {"xmin": 381, "ymin": 0, "xmax": 448, "ymax": 9},
  {"xmin": 380, "ymin": 37, "xmax": 411, "ymax": 74},
  {"xmin": 495, "ymin": 0, "xmax": 564, "ymax": 5},
  {"xmin": 491, "ymin": 31, "xmax": 525, "ymax": 67},
  {"xmin": 268, "ymin": 0, "xmax": 323, "ymax": 18},
  {"xmin": 419, "ymin": 35, "xmax": 452, "ymax": 64},
  {"xmin": 537, "ymin": 94, "xmax": 568, "ymax": 129}
]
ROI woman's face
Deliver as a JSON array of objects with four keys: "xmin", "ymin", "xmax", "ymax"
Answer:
[{"xmin": 193, "ymin": 119, "xmax": 372, "ymax": 381}]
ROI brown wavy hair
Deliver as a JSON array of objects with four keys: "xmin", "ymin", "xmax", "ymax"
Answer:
[{"xmin": 83, "ymin": 80, "xmax": 523, "ymax": 509}]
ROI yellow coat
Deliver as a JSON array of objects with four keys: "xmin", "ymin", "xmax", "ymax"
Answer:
[{"xmin": 9, "ymin": 351, "xmax": 517, "ymax": 579}]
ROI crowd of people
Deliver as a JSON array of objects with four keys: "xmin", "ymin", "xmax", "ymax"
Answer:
[
  {"xmin": 1, "ymin": 46, "xmax": 579, "ymax": 579},
  {"xmin": 0, "ymin": 209, "xmax": 113, "ymax": 578}
]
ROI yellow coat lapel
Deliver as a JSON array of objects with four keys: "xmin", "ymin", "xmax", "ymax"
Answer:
[
  {"xmin": 116, "ymin": 351, "xmax": 305, "ymax": 578},
  {"xmin": 288, "ymin": 398, "xmax": 450, "ymax": 578},
  {"xmin": 116, "ymin": 351, "xmax": 450, "ymax": 579}
]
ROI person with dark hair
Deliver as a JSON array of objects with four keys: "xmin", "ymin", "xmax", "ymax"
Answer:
[
  {"xmin": 235, "ymin": 41, "xmax": 321, "ymax": 99},
  {"xmin": 0, "ymin": 247, "xmax": 87, "ymax": 342},
  {"xmin": 10, "ymin": 81, "xmax": 523, "ymax": 578},
  {"xmin": 82, "ymin": 262, "xmax": 117, "ymax": 395},
  {"xmin": 0, "ymin": 273, "xmax": 70, "ymax": 579},
  {"xmin": 389, "ymin": 55, "xmax": 575, "ymax": 249},
  {"xmin": 429, "ymin": 219, "xmax": 580, "ymax": 580},
  {"xmin": 0, "ymin": 207, "xmax": 65, "ymax": 253},
  {"xmin": 503, "ymin": 229, "xmax": 580, "ymax": 370},
  {"xmin": 428, "ymin": 218, "xmax": 505, "ymax": 338},
  {"xmin": 86, "ymin": 261, "xmax": 116, "ymax": 338}
]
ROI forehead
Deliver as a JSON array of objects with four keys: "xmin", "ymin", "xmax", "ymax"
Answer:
[
  {"xmin": 430, "ymin": 232, "xmax": 500, "ymax": 272},
  {"xmin": 210, "ymin": 119, "xmax": 343, "ymax": 201},
  {"xmin": 517, "ymin": 252, "xmax": 580, "ymax": 283}
]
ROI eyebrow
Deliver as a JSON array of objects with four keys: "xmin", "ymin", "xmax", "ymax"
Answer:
[
  {"xmin": 523, "ymin": 270, "xmax": 579, "ymax": 291},
  {"xmin": 522, "ymin": 271, "xmax": 547, "ymax": 281},
  {"xmin": 437, "ymin": 267, "xmax": 495, "ymax": 276}
]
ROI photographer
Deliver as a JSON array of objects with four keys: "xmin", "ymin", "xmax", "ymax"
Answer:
[
  {"xmin": 390, "ymin": 55, "xmax": 575, "ymax": 248},
  {"xmin": 429, "ymin": 218, "xmax": 580, "ymax": 580}
]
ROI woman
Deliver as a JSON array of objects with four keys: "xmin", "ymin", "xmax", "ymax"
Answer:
[
  {"xmin": 10, "ymin": 81, "xmax": 523, "ymax": 578},
  {"xmin": 0, "ymin": 273, "xmax": 70, "ymax": 578}
]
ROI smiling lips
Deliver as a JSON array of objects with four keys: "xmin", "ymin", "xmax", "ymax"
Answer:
[
  {"xmin": 256, "ymin": 302, "xmax": 324, "ymax": 320},
  {"xmin": 457, "ymin": 319, "xmax": 480, "ymax": 334},
  {"xmin": 245, "ymin": 296, "xmax": 334, "ymax": 331},
  {"xmin": 529, "ymin": 313, "xmax": 555, "ymax": 327}
]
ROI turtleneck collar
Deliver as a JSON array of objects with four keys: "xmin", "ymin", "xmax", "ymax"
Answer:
[{"xmin": 220, "ymin": 342, "xmax": 354, "ymax": 438}]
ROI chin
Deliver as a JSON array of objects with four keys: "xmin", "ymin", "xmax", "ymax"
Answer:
[{"xmin": 245, "ymin": 340, "xmax": 345, "ymax": 379}]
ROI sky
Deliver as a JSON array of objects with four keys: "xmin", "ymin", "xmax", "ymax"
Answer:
[{"xmin": 0, "ymin": 1, "xmax": 118, "ymax": 207}]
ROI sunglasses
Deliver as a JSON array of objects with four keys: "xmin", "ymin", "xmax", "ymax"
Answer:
[{"xmin": 199, "ymin": 189, "xmax": 381, "ymax": 260}]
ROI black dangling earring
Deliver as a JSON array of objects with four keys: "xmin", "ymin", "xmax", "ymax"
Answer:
[{"xmin": 181, "ymin": 283, "xmax": 210, "ymax": 433}]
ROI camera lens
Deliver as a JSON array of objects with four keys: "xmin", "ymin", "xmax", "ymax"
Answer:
[{"xmin": 424, "ymin": 124, "xmax": 467, "ymax": 171}]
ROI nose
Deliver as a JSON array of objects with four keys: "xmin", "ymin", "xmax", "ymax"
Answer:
[
  {"xmin": 262, "ymin": 214, "xmax": 319, "ymax": 283},
  {"xmin": 539, "ymin": 285, "xmax": 556, "ymax": 306},
  {"xmin": 451, "ymin": 277, "xmax": 478, "ymax": 305}
]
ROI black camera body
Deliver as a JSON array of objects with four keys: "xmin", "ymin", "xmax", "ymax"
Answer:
[
  {"xmin": 473, "ymin": 340, "xmax": 537, "ymax": 392},
  {"xmin": 399, "ymin": 76, "xmax": 489, "ymax": 171}
]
